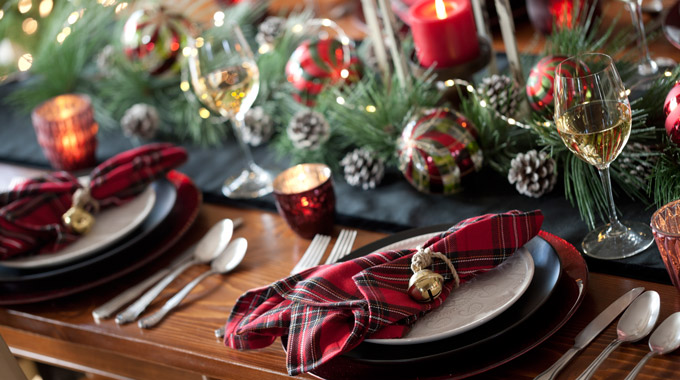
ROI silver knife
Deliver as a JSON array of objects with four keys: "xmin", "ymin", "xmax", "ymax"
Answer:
[{"xmin": 533, "ymin": 286, "xmax": 645, "ymax": 380}]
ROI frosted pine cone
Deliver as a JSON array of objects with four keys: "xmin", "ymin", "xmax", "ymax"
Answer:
[
  {"xmin": 508, "ymin": 150, "xmax": 557, "ymax": 198},
  {"xmin": 121, "ymin": 104, "xmax": 160, "ymax": 140},
  {"xmin": 256, "ymin": 17, "xmax": 286, "ymax": 48},
  {"xmin": 96, "ymin": 45, "xmax": 115, "ymax": 77},
  {"xmin": 340, "ymin": 148, "xmax": 385, "ymax": 190},
  {"xmin": 242, "ymin": 106, "xmax": 273, "ymax": 146},
  {"xmin": 287, "ymin": 110, "xmax": 330, "ymax": 150},
  {"xmin": 478, "ymin": 74, "xmax": 521, "ymax": 117}
]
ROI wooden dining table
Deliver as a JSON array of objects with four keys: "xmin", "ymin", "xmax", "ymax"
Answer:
[{"xmin": 3, "ymin": 0, "xmax": 680, "ymax": 379}]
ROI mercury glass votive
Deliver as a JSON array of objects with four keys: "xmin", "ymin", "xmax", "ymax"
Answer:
[
  {"xmin": 651, "ymin": 199, "xmax": 680, "ymax": 291},
  {"xmin": 273, "ymin": 163, "xmax": 335, "ymax": 239},
  {"xmin": 31, "ymin": 94, "xmax": 98, "ymax": 171}
]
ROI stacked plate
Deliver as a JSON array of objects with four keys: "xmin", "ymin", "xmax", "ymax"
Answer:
[
  {"xmin": 0, "ymin": 172, "xmax": 201, "ymax": 304},
  {"xmin": 298, "ymin": 225, "xmax": 588, "ymax": 379}
]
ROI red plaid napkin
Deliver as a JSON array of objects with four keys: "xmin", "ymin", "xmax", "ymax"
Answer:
[
  {"xmin": 0, "ymin": 143, "xmax": 187, "ymax": 259},
  {"xmin": 224, "ymin": 210, "xmax": 543, "ymax": 375}
]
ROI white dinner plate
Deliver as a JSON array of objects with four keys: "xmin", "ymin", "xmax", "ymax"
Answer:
[
  {"xmin": 364, "ymin": 232, "xmax": 535, "ymax": 345},
  {"xmin": 0, "ymin": 185, "xmax": 156, "ymax": 269}
]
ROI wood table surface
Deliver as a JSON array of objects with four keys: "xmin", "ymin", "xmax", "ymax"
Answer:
[{"xmin": 4, "ymin": 0, "xmax": 680, "ymax": 379}]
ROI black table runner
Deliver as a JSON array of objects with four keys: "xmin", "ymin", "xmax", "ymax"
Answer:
[{"xmin": 0, "ymin": 81, "xmax": 670, "ymax": 286}]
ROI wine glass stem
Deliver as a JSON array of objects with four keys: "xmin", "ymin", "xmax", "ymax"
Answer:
[
  {"xmin": 598, "ymin": 166, "xmax": 627, "ymax": 235},
  {"xmin": 231, "ymin": 115, "xmax": 257, "ymax": 169},
  {"xmin": 628, "ymin": 0, "xmax": 658, "ymax": 76}
]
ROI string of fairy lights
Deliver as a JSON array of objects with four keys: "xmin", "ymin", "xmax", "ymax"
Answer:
[{"xmin": 3, "ymin": 0, "xmax": 128, "ymax": 75}]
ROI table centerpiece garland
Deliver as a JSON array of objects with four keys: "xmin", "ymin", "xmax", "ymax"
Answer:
[{"xmin": 2, "ymin": 0, "xmax": 680, "ymax": 230}]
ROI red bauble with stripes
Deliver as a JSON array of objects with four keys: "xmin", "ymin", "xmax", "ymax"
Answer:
[
  {"xmin": 664, "ymin": 81, "xmax": 680, "ymax": 146},
  {"xmin": 526, "ymin": 55, "xmax": 568, "ymax": 117},
  {"xmin": 285, "ymin": 38, "xmax": 361, "ymax": 107},
  {"xmin": 121, "ymin": 7, "xmax": 190, "ymax": 76},
  {"xmin": 398, "ymin": 108, "xmax": 483, "ymax": 195}
]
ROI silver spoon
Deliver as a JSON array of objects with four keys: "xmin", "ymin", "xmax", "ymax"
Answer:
[
  {"xmin": 624, "ymin": 312, "xmax": 680, "ymax": 380},
  {"xmin": 575, "ymin": 290, "xmax": 660, "ymax": 380},
  {"xmin": 138, "ymin": 237, "xmax": 248, "ymax": 329},
  {"xmin": 115, "ymin": 219, "xmax": 235, "ymax": 324}
]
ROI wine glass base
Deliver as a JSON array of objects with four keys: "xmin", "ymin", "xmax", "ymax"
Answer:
[
  {"xmin": 222, "ymin": 164, "xmax": 274, "ymax": 199},
  {"xmin": 581, "ymin": 220, "xmax": 654, "ymax": 260}
]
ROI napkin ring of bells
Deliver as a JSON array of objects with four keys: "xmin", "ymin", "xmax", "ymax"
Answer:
[
  {"xmin": 62, "ymin": 187, "xmax": 99, "ymax": 234},
  {"xmin": 408, "ymin": 246, "xmax": 460, "ymax": 302}
]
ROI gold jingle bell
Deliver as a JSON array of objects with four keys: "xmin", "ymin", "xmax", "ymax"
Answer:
[
  {"xmin": 407, "ymin": 269, "xmax": 444, "ymax": 302},
  {"xmin": 62, "ymin": 206, "xmax": 95, "ymax": 234}
]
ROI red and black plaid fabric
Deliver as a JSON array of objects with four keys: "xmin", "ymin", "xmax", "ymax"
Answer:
[
  {"xmin": 224, "ymin": 210, "xmax": 544, "ymax": 375},
  {"xmin": 0, "ymin": 143, "xmax": 187, "ymax": 259}
]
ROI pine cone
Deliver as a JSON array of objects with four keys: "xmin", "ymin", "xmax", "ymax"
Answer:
[
  {"xmin": 121, "ymin": 104, "xmax": 160, "ymax": 140},
  {"xmin": 508, "ymin": 150, "xmax": 557, "ymax": 198},
  {"xmin": 287, "ymin": 110, "xmax": 330, "ymax": 150},
  {"xmin": 242, "ymin": 106, "xmax": 273, "ymax": 146},
  {"xmin": 256, "ymin": 16, "xmax": 285, "ymax": 48},
  {"xmin": 96, "ymin": 45, "xmax": 115, "ymax": 77},
  {"xmin": 478, "ymin": 74, "xmax": 521, "ymax": 117},
  {"xmin": 340, "ymin": 148, "xmax": 385, "ymax": 190},
  {"xmin": 619, "ymin": 142, "xmax": 658, "ymax": 184}
]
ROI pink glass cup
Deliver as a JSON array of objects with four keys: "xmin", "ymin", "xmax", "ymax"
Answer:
[
  {"xmin": 273, "ymin": 163, "xmax": 335, "ymax": 239},
  {"xmin": 651, "ymin": 199, "xmax": 680, "ymax": 291}
]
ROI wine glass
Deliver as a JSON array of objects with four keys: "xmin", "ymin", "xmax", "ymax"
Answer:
[
  {"xmin": 624, "ymin": 0, "xmax": 675, "ymax": 90},
  {"xmin": 554, "ymin": 53, "xmax": 653, "ymax": 260},
  {"xmin": 187, "ymin": 24, "xmax": 273, "ymax": 198}
]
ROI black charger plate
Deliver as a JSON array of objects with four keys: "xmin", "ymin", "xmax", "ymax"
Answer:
[
  {"xmin": 342, "ymin": 232, "xmax": 561, "ymax": 362},
  {"xmin": 0, "ymin": 179, "xmax": 176, "ymax": 282},
  {"xmin": 0, "ymin": 171, "xmax": 201, "ymax": 305}
]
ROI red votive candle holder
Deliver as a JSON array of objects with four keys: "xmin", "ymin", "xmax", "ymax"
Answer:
[
  {"xmin": 31, "ymin": 94, "xmax": 98, "ymax": 171},
  {"xmin": 409, "ymin": 0, "xmax": 480, "ymax": 68},
  {"xmin": 273, "ymin": 163, "xmax": 335, "ymax": 239},
  {"xmin": 651, "ymin": 199, "xmax": 680, "ymax": 292}
]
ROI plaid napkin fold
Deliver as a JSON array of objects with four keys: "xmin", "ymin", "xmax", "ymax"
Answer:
[
  {"xmin": 224, "ymin": 210, "xmax": 544, "ymax": 375},
  {"xmin": 0, "ymin": 143, "xmax": 187, "ymax": 260}
]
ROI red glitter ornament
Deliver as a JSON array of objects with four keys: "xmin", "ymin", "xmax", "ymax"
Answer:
[{"xmin": 664, "ymin": 82, "xmax": 680, "ymax": 145}]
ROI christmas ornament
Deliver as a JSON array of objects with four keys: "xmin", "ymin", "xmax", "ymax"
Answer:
[
  {"xmin": 285, "ymin": 38, "xmax": 361, "ymax": 106},
  {"xmin": 619, "ymin": 142, "xmax": 658, "ymax": 184},
  {"xmin": 398, "ymin": 108, "xmax": 483, "ymax": 194},
  {"xmin": 340, "ymin": 148, "xmax": 385, "ymax": 190},
  {"xmin": 287, "ymin": 109, "xmax": 331, "ymax": 150},
  {"xmin": 96, "ymin": 45, "xmax": 115, "ymax": 77},
  {"xmin": 121, "ymin": 6, "xmax": 190, "ymax": 76},
  {"xmin": 507, "ymin": 150, "xmax": 557, "ymax": 198},
  {"xmin": 664, "ymin": 81, "xmax": 680, "ymax": 146},
  {"xmin": 526, "ymin": 0, "xmax": 599, "ymax": 34},
  {"xmin": 256, "ymin": 16, "xmax": 286, "ymax": 49},
  {"xmin": 243, "ymin": 106, "xmax": 274, "ymax": 146},
  {"xmin": 526, "ymin": 55, "xmax": 568, "ymax": 117},
  {"xmin": 121, "ymin": 103, "xmax": 160, "ymax": 140},
  {"xmin": 478, "ymin": 74, "xmax": 522, "ymax": 117}
]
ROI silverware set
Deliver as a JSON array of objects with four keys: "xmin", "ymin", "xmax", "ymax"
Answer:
[
  {"xmin": 535, "ymin": 287, "xmax": 680, "ymax": 380},
  {"xmin": 215, "ymin": 229, "xmax": 357, "ymax": 339},
  {"xmin": 92, "ymin": 218, "xmax": 244, "ymax": 327}
]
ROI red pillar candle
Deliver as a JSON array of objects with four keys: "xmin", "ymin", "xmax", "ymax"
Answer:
[{"xmin": 409, "ymin": 0, "xmax": 480, "ymax": 68}]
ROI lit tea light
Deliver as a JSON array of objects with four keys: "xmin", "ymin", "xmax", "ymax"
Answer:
[
  {"xmin": 273, "ymin": 163, "xmax": 335, "ymax": 239},
  {"xmin": 31, "ymin": 94, "xmax": 98, "ymax": 171}
]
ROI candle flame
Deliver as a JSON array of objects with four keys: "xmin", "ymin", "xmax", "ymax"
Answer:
[{"xmin": 435, "ymin": 0, "xmax": 447, "ymax": 19}]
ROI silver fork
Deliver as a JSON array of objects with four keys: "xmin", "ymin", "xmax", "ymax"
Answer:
[
  {"xmin": 290, "ymin": 234, "xmax": 331, "ymax": 275},
  {"xmin": 324, "ymin": 229, "xmax": 357, "ymax": 264},
  {"xmin": 216, "ymin": 231, "xmax": 355, "ymax": 339}
]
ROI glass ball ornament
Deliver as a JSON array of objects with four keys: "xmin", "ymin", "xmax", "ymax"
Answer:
[
  {"xmin": 121, "ymin": 6, "xmax": 190, "ymax": 76},
  {"xmin": 285, "ymin": 37, "xmax": 361, "ymax": 106},
  {"xmin": 398, "ymin": 108, "xmax": 483, "ymax": 194}
]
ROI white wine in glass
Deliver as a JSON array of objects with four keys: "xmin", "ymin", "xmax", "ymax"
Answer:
[
  {"xmin": 554, "ymin": 53, "xmax": 653, "ymax": 260},
  {"xmin": 188, "ymin": 26, "xmax": 273, "ymax": 198}
]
